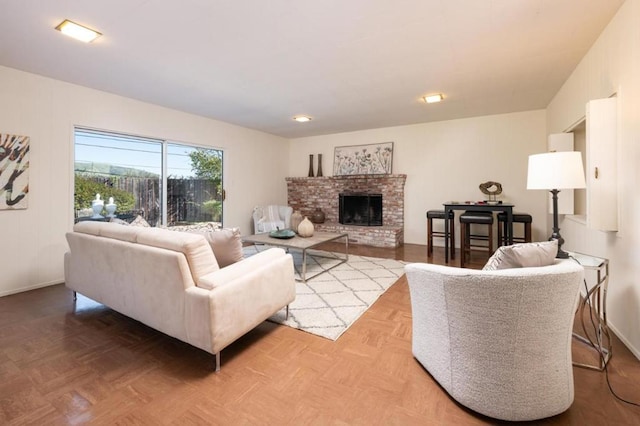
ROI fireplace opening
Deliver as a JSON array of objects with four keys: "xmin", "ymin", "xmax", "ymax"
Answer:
[{"xmin": 339, "ymin": 193, "xmax": 383, "ymax": 226}]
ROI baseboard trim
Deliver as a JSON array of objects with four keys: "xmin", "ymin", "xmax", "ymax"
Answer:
[
  {"xmin": 0, "ymin": 279, "xmax": 64, "ymax": 298},
  {"xmin": 608, "ymin": 321, "xmax": 640, "ymax": 362}
]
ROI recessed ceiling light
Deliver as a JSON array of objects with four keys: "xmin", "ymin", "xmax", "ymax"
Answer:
[
  {"xmin": 55, "ymin": 19, "xmax": 101, "ymax": 43},
  {"xmin": 293, "ymin": 115, "xmax": 312, "ymax": 123},
  {"xmin": 424, "ymin": 94, "xmax": 444, "ymax": 104}
]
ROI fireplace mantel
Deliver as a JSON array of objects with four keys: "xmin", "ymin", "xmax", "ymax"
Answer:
[
  {"xmin": 286, "ymin": 174, "xmax": 406, "ymax": 247},
  {"xmin": 286, "ymin": 174, "xmax": 406, "ymax": 181}
]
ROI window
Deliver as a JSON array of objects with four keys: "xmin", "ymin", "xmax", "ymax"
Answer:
[{"xmin": 74, "ymin": 128, "xmax": 223, "ymax": 227}]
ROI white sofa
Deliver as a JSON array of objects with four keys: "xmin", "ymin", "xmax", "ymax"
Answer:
[
  {"xmin": 405, "ymin": 260, "xmax": 584, "ymax": 421},
  {"xmin": 64, "ymin": 221, "xmax": 296, "ymax": 371}
]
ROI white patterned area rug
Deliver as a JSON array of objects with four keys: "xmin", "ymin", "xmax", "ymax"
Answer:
[{"xmin": 243, "ymin": 246, "xmax": 407, "ymax": 340}]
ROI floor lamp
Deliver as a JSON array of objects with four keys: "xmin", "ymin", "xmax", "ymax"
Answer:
[{"xmin": 527, "ymin": 151, "xmax": 586, "ymax": 258}]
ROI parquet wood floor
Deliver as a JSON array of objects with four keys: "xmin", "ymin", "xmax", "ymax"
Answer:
[{"xmin": 1, "ymin": 244, "xmax": 639, "ymax": 425}]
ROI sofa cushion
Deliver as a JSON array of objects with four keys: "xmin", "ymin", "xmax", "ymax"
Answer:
[
  {"xmin": 99, "ymin": 221, "xmax": 143, "ymax": 242},
  {"xmin": 190, "ymin": 228, "xmax": 244, "ymax": 268},
  {"xmin": 74, "ymin": 221, "xmax": 141, "ymax": 243},
  {"xmin": 483, "ymin": 240, "xmax": 558, "ymax": 271},
  {"xmin": 74, "ymin": 221, "xmax": 219, "ymax": 283},
  {"xmin": 73, "ymin": 221, "xmax": 103, "ymax": 236},
  {"xmin": 198, "ymin": 247, "xmax": 287, "ymax": 290},
  {"xmin": 136, "ymin": 228, "xmax": 219, "ymax": 280}
]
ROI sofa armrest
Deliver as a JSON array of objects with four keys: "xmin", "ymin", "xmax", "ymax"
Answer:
[
  {"xmin": 201, "ymin": 249, "xmax": 296, "ymax": 353},
  {"xmin": 183, "ymin": 286, "xmax": 216, "ymax": 353},
  {"xmin": 198, "ymin": 248, "xmax": 287, "ymax": 289}
]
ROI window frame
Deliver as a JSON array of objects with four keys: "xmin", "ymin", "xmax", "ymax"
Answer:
[{"xmin": 73, "ymin": 126, "xmax": 224, "ymax": 227}]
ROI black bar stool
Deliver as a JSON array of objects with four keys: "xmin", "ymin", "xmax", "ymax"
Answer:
[
  {"xmin": 460, "ymin": 211, "xmax": 494, "ymax": 268},
  {"xmin": 497, "ymin": 212, "xmax": 532, "ymax": 246},
  {"xmin": 426, "ymin": 210, "xmax": 455, "ymax": 259}
]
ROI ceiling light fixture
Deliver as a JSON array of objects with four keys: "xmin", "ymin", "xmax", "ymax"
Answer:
[
  {"xmin": 293, "ymin": 115, "xmax": 312, "ymax": 123},
  {"xmin": 424, "ymin": 94, "xmax": 444, "ymax": 104},
  {"xmin": 55, "ymin": 19, "xmax": 102, "ymax": 43}
]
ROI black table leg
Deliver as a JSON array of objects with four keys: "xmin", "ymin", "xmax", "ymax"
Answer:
[
  {"xmin": 444, "ymin": 207, "xmax": 452, "ymax": 263},
  {"xmin": 506, "ymin": 208, "xmax": 514, "ymax": 245}
]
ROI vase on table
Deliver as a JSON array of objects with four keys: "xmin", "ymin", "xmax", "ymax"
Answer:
[
  {"xmin": 311, "ymin": 207, "xmax": 325, "ymax": 224},
  {"xmin": 297, "ymin": 217, "xmax": 314, "ymax": 237},
  {"xmin": 290, "ymin": 210, "xmax": 303, "ymax": 233}
]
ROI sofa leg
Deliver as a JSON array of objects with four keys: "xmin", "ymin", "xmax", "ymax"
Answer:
[
  {"xmin": 73, "ymin": 291, "xmax": 77, "ymax": 301},
  {"xmin": 214, "ymin": 352, "xmax": 220, "ymax": 373},
  {"xmin": 285, "ymin": 305, "xmax": 290, "ymax": 320}
]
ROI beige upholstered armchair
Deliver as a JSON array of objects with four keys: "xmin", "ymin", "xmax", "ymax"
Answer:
[
  {"xmin": 253, "ymin": 205, "xmax": 293, "ymax": 234},
  {"xmin": 405, "ymin": 260, "xmax": 584, "ymax": 422}
]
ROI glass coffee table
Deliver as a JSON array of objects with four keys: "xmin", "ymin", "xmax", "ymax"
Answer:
[{"xmin": 242, "ymin": 231, "xmax": 349, "ymax": 282}]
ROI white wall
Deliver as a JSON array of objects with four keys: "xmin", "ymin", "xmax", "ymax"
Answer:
[
  {"xmin": 0, "ymin": 65, "xmax": 289, "ymax": 297},
  {"xmin": 5, "ymin": 0, "xmax": 638, "ymax": 361},
  {"xmin": 547, "ymin": 0, "xmax": 640, "ymax": 358},
  {"xmin": 290, "ymin": 110, "xmax": 548, "ymax": 246}
]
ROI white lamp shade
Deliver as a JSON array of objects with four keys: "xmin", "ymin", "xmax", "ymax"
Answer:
[{"xmin": 527, "ymin": 151, "xmax": 586, "ymax": 190}]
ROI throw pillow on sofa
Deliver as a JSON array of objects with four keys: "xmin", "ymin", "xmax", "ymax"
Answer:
[
  {"xmin": 160, "ymin": 222, "xmax": 219, "ymax": 232},
  {"xmin": 109, "ymin": 217, "xmax": 130, "ymax": 225},
  {"xmin": 483, "ymin": 240, "xmax": 558, "ymax": 271},
  {"xmin": 110, "ymin": 215, "xmax": 150, "ymax": 227},
  {"xmin": 129, "ymin": 215, "xmax": 151, "ymax": 227},
  {"xmin": 188, "ymin": 228, "xmax": 244, "ymax": 268},
  {"xmin": 108, "ymin": 218, "xmax": 241, "ymax": 268}
]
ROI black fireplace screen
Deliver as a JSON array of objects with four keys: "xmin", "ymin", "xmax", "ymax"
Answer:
[{"xmin": 339, "ymin": 193, "xmax": 383, "ymax": 226}]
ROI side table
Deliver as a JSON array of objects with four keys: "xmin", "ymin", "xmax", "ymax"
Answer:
[{"xmin": 569, "ymin": 252, "xmax": 611, "ymax": 371}]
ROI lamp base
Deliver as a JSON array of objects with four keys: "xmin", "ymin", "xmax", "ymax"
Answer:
[
  {"xmin": 549, "ymin": 235, "xmax": 569, "ymax": 259},
  {"xmin": 549, "ymin": 189, "xmax": 571, "ymax": 259}
]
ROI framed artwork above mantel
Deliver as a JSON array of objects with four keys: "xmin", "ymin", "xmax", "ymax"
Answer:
[{"xmin": 333, "ymin": 142, "xmax": 393, "ymax": 176}]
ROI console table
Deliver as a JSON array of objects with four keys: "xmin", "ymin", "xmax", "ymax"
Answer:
[{"xmin": 569, "ymin": 252, "xmax": 611, "ymax": 371}]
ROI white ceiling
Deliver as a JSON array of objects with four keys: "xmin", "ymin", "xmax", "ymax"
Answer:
[{"xmin": 0, "ymin": 0, "xmax": 624, "ymax": 139}]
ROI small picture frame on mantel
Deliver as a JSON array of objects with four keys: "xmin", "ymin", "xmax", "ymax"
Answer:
[{"xmin": 333, "ymin": 142, "xmax": 393, "ymax": 176}]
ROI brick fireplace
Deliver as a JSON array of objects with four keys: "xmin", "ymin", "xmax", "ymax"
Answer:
[{"xmin": 286, "ymin": 174, "xmax": 406, "ymax": 248}]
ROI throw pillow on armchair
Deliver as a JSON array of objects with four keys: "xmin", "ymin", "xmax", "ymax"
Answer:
[{"xmin": 483, "ymin": 240, "xmax": 558, "ymax": 270}]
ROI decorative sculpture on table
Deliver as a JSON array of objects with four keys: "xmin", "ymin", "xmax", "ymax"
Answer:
[
  {"xmin": 479, "ymin": 181, "xmax": 503, "ymax": 203},
  {"xmin": 91, "ymin": 193, "xmax": 104, "ymax": 218},
  {"xmin": 105, "ymin": 197, "xmax": 117, "ymax": 218}
]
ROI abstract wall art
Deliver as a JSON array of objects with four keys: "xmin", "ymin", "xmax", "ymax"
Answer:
[
  {"xmin": 0, "ymin": 133, "xmax": 30, "ymax": 210},
  {"xmin": 333, "ymin": 142, "xmax": 393, "ymax": 176}
]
